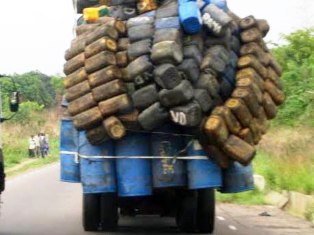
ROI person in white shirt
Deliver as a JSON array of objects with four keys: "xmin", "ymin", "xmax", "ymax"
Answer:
[{"xmin": 28, "ymin": 136, "xmax": 36, "ymax": 157}]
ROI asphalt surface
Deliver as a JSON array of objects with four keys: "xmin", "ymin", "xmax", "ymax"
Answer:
[{"xmin": 0, "ymin": 164, "xmax": 313, "ymax": 235}]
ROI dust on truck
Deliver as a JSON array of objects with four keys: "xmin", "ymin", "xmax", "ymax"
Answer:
[{"xmin": 60, "ymin": 0, "xmax": 284, "ymax": 233}]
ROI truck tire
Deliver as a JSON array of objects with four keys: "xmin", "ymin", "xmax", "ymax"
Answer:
[
  {"xmin": 83, "ymin": 193, "xmax": 100, "ymax": 231},
  {"xmin": 176, "ymin": 190, "xmax": 197, "ymax": 233},
  {"xmin": 100, "ymin": 193, "xmax": 118, "ymax": 231},
  {"xmin": 196, "ymin": 188, "xmax": 215, "ymax": 233}
]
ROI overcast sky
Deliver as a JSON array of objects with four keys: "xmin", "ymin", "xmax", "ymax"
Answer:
[{"xmin": 0, "ymin": 0, "xmax": 313, "ymax": 76}]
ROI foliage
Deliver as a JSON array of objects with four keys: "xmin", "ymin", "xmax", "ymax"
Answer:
[
  {"xmin": 216, "ymin": 189, "xmax": 265, "ymax": 205},
  {"xmin": 271, "ymin": 28, "xmax": 314, "ymax": 127}
]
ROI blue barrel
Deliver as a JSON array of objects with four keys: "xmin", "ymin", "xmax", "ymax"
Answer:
[
  {"xmin": 220, "ymin": 162, "xmax": 255, "ymax": 193},
  {"xmin": 155, "ymin": 17, "xmax": 180, "ymax": 29},
  {"xmin": 115, "ymin": 132, "xmax": 152, "ymax": 197},
  {"xmin": 179, "ymin": 2, "xmax": 202, "ymax": 34},
  {"xmin": 79, "ymin": 132, "xmax": 116, "ymax": 194},
  {"xmin": 60, "ymin": 119, "xmax": 80, "ymax": 183},
  {"xmin": 151, "ymin": 125, "xmax": 186, "ymax": 188},
  {"xmin": 186, "ymin": 139, "xmax": 222, "ymax": 189}
]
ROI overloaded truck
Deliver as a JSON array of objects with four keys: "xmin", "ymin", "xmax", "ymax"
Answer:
[{"xmin": 60, "ymin": 0, "xmax": 284, "ymax": 233}]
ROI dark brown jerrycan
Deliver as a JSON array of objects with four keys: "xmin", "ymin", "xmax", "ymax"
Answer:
[
  {"xmin": 128, "ymin": 39, "xmax": 152, "ymax": 60},
  {"xmin": 178, "ymin": 58, "xmax": 200, "ymax": 83},
  {"xmin": 153, "ymin": 28, "xmax": 182, "ymax": 45},
  {"xmin": 263, "ymin": 92, "xmax": 278, "ymax": 120},
  {"xmin": 88, "ymin": 65, "xmax": 121, "ymax": 88},
  {"xmin": 73, "ymin": 107, "xmax": 103, "ymax": 130},
  {"xmin": 151, "ymin": 41, "xmax": 183, "ymax": 65},
  {"xmin": 249, "ymin": 118, "xmax": 262, "ymax": 145},
  {"xmin": 127, "ymin": 55, "xmax": 153, "ymax": 79},
  {"xmin": 236, "ymin": 67, "xmax": 265, "ymax": 92},
  {"xmin": 268, "ymin": 56, "xmax": 283, "ymax": 76},
  {"xmin": 116, "ymin": 51, "xmax": 128, "ymax": 67},
  {"xmin": 85, "ymin": 37, "xmax": 117, "ymax": 58},
  {"xmin": 97, "ymin": 17, "xmax": 126, "ymax": 36},
  {"xmin": 236, "ymin": 77, "xmax": 263, "ymax": 104},
  {"xmin": 222, "ymin": 135, "xmax": 256, "ymax": 165},
  {"xmin": 204, "ymin": 115, "xmax": 229, "ymax": 146},
  {"xmin": 138, "ymin": 102, "xmax": 169, "ymax": 130},
  {"xmin": 86, "ymin": 24, "xmax": 118, "ymax": 45},
  {"xmin": 238, "ymin": 54, "xmax": 268, "ymax": 79},
  {"xmin": 183, "ymin": 33, "xmax": 204, "ymax": 51},
  {"xmin": 85, "ymin": 51, "xmax": 117, "ymax": 74},
  {"xmin": 68, "ymin": 93, "xmax": 97, "ymax": 116},
  {"xmin": 194, "ymin": 89, "xmax": 213, "ymax": 112},
  {"xmin": 154, "ymin": 63, "xmax": 182, "ymax": 89},
  {"xmin": 155, "ymin": 0, "xmax": 178, "ymax": 19},
  {"xmin": 212, "ymin": 106, "xmax": 241, "ymax": 135},
  {"xmin": 63, "ymin": 53, "xmax": 85, "ymax": 75},
  {"xmin": 240, "ymin": 42, "xmax": 270, "ymax": 66},
  {"xmin": 267, "ymin": 67, "xmax": 283, "ymax": 89},
  {"xmin": 159, "ymin": 80, "xmax": 194, "ymax": 108},
  {"xmin": 117, "ymin": 38, "xmax": 130, "ymax": 51},
  {"xmin": 132, "ymin": 84, "xmax": 159, "ymax": 110},
  {"xmin": 76, "ymin": 24, "xmax": 99, "ymax": 36},
  {"xmin": 264, "ymin": 79, "xmax": 285, "ymax": 105},
  {"xmin": 86, "ymin": 125, "xmax": 109, "ymax": 145},
  {"xmin": 65, "ymin": 35, "xmax": 87, "ymax": 61},
  {"xmin": 232, "ymin": 87, "xmax": 260, "ymax": 118},
  {"xmin": 226, "ymin": 98, "xmax": 253, "ymax": 128},
  {"xmin": 92, "ymin": 79, "xmax": 126, "ymax": 102},
  {"xmin": 65, "ymin": 80, "xmax": 91, "ymax": 102},
  {"xmin": 103, "ymin": 116, "xmax": 126, "ymax": 140},
  {"xmin": 98, "ymin": 94, "xmax": 132, "ymax": 117},
  {"xmin": 64, "ymin": 68, "xmax": 88, "ymax": 89},
  {"xmin": 240, "ymin": 15, "xmax": 269, "ymax": 37},
  {"xmin": 205, "ymin": 145, "xmax": 231, "ymax": 169},
  {"xmin": 240, "ymin": 27, "xmax": 262, "ymax": 43},
  {"xmin": 170, "ymin": 101, "xmax": 202, "ymax": 127},
  {"xmin": 256, "ymin": 107, "xmax": 269, "ymax": 134},
  {"xmin": 238, "ymin": 128, "xmax": 254, "ymax": 145},
  {"xmin": 196, "ymin": 72, "xmax": 220, "ymax": 99}
]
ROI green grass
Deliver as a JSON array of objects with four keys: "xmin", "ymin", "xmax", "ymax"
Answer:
[
  {"xmin": 253, "ymin": 151, "xmax": 314, "ymax": 194},
  {"xmin": 4, "ymin": 137, "xmax": 59, "ymax": 176},
  {"xmin": 216, "ymin": 189, "xmax": 266, "ymax": 205}
]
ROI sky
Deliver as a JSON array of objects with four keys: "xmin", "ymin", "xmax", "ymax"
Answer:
[{"xmin": 0, "ymin": 0, "xmax": 313, "ymax": 76}]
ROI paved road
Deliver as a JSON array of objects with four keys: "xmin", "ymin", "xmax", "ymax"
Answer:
[{"xmin": 0, "ymin": 164, "xmax": 313, "ymax": 235}]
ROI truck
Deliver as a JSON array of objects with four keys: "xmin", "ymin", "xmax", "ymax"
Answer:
[{"xmin": 61, "ymin": 0, "xmax": 283, "ymax": 233}]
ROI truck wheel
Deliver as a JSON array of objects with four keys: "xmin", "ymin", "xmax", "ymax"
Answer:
[
  {"xmin": 176, "ymin": 190, "xmax": 197, "ymax": 233},
  {"xmin": 100, "ymin": 193, "xmax": 118, "ymax": 231},
  {"xmin": 196, "ymin": 188, "xmax": 215, "ymax": 233},
  {"xmin": 83, "ymin": 193, "xmax": 100, "ymax": 231}
]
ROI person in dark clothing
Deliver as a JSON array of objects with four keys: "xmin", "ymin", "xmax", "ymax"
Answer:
[{"xmin": 0, "ymin": 148, "xmax": 5, "ymax": 193}]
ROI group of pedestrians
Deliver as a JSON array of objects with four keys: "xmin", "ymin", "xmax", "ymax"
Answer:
[{"xmin": 28, "ymin": 133, "xmax": 49, "ymax": 158}]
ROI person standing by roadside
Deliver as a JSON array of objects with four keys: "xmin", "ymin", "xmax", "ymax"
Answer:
[
  {"xmin": 28, "ymin": 135, "xmax": 36, "ymax": 158},
  {"xmin": 34, "ymin": 133, "xmax": 40, "ymax": 157}
]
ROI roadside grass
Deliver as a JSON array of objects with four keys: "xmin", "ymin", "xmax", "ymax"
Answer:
[
  {"xmin": 4, "ymin": 137, "xmax": 59, "ymax": 177},
  {"xmin": 2, "ymin": 109, "xmax": 60, "ymax": 176},
  {"xmin": 216, "ymin": 189, "xmax": 266, "ymax": 205},
  {"xmin": 255, "ymin": 126, "xmax": 314, "ymax": 194}
]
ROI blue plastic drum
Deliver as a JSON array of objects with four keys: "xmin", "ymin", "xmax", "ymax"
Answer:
[
  {"xmin": 115, "ymin": 132, "xmax": 152, "ymax": 197},
  {"xmin": 179, "ymin": 2, "xmax": 202, "ymax": 34},
  {"xmin": 220, "ymin": 162, "xmax": 255, "ymax": 193},
  {"xmin": 186, "ymin": 139, "xmax": 222, "ymax": 189},
  {"xmin": 151, "ymin": 125, "xmax": 186, "ymax": 188},
  {"xmin": 60, "ymin": 119, "xmax": 80, "ymax": 183},
  {"xmin": 79, "ymin": 132, "xmax": 116, "ymax": 194}
]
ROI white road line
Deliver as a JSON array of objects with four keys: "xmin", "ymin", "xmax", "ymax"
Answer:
[
  {"xmin": 228, "ymin": 225, "xmax": 237, "ymax": 231},
  {"xmin": 216, "ymin": 216, "xmax": 226, "ymax": 221}
]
